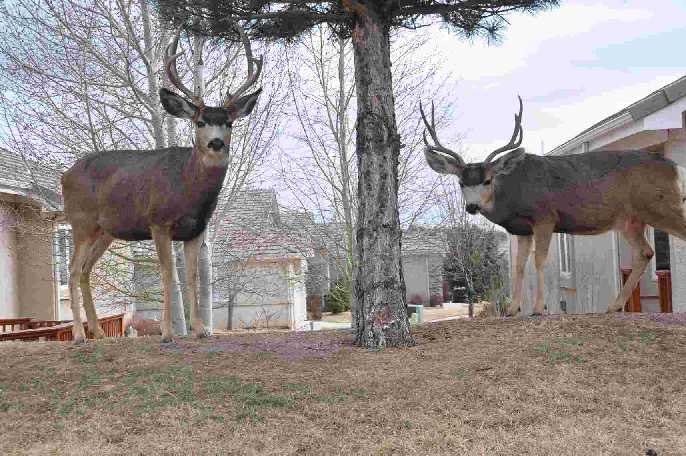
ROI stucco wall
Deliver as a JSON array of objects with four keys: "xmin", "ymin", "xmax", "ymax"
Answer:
[
  {"xmin": 0, "ymin": 202, "xmax": 19, "ymax": 318},
  {"xmin": 213, "ymin": 259, "xmax": 306, "ymax": 330},
  {"xmin": 402, "ymin": 253, "xmax": 443, "ymax": 305},
  {"xmin": 403, "ymin": 255, "xmax": 430, "ymax": 304},
  {"xmin": 15, "ymin": 204, "xmax": 56, "ymax": 319}
]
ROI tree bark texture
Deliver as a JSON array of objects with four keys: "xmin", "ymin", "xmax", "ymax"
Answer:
[{"xmin": 351, "ymin": 4, "xmax": 414, "ymax": 348}]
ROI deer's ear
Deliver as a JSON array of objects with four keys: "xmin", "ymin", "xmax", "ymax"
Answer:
[
  {"xmin": 231, "ymin": 88, "xmax": 262, "ymax": 120},
  {"xmin": 159, "ymin": 88, "xmax": 197, "ymax": 119},
  {"xmin": 424, "ymin": 148, "xmax": 464, "ymax": 175},
  {"xmin": 490, "ymin": 147, "xmax": 525, "ymax": 176}
]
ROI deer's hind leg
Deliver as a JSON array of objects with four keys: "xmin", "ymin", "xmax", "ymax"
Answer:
[
  {"xmin": 609, "ymin": 219, "xmax": 653, "ymax": 312},
  {"xmin": 532, "ymin": 221, "xmax": 555, "ymax": 316},
  {"xmin": 68, "ymin": 228, "xmax": 100, "ymax": 343},
  {"xmin": 507, "ymin": 235, "xmax": 533, "ymax": 316},
  {"xmin": 80, "ymin": 232, "xmax": 113, "ymax": 339}
]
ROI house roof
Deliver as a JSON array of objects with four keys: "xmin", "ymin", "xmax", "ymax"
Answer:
[
  {"xmin": 402, "ymin": 226, "xmax": 448, "ymax": 255},
  {"xmin": 549, "ymin": 74, "xmax": 686, "ymax": 156},
  {"xmin": 212, "ymin": 189, "xmax": 314, "ymax": 262},
  {"xmin": 0, "ymin": 148, "xmax": 62, "ymax": 210},
  {"xmin": 211, "ymin": 188, "xmax": 449, "ymax": 263}
]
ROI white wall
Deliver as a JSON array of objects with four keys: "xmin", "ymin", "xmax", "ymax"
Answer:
[{"xmin": 213, "ymin": 258, "xmax": 307, "ymax": 330}]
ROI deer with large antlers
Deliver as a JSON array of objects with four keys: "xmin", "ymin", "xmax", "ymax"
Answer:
[
  {"xmin": 421, "ymin": 97, "xmax": 686, "ymax": 316},
  {"xmin": 61, "ymin": 25, "xmax": 262, "ymax": 343}
]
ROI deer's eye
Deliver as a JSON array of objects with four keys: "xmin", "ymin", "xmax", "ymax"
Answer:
[
  {"xmin": 484, "ymin": 178, "xmax": 492, "ymax": 185},
  {"xmin": 197, "ymin": 121, "xmax": 206, "ymax": 128},
  {"xmin": 225, "ymin": 122, "xmax": 232, "ymax": 128}
]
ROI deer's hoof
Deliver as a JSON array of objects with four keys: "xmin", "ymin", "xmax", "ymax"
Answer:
[
  {"xmin": 529, "ymin": 312, "xmax": 543, "ymax": 318},
  {"xmin": 160, "ymin": 335, "xmax": 174, "ymax": 344},
  {"xmin": 504, "ymin": 309, "xmax": 520, "ymax": 318}
]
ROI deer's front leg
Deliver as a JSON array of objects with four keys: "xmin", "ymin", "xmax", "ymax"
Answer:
[
  {"xmin": 532, "ymin": 222, "xmax": 555, "ymax": 316},
  {"xmin": 508, "ymin": 235, "xmax": 532, "ymax": 316},
  {"xmin": 151, "ymin": 225, "xmax": 174, "ymax": 343},
  {"xmin": 184, "ymin": 234, "xmax": 209, "ymax": 338}
]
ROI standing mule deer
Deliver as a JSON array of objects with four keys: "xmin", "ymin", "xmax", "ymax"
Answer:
[
  {"xmin": 420, "ymin": 97, "xmax": 686, "ymax": 316},
  {"xmin": 61, "ymin": 25, "xmax": 262, "ymax": 343}
]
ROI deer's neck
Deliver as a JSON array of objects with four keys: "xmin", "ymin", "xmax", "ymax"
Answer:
[{"xmin": 183, "ymin": 145, "xmax": 229, "ymax": 194}]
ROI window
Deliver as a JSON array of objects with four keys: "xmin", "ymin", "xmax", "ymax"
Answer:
[
  {"xmin": 654, "ymin": 228, "xmax": 670, "ymax": 271},
  {"xmin": 558, "ymin": 233, "xmax": 572, "ymax": 274}
]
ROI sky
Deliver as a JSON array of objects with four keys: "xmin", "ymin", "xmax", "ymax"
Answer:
[{"xmin": 418, "ymin": 0, "xmax": 686, "ymax": 162}]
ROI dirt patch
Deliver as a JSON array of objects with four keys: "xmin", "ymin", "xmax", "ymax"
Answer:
[
  {"xmin": 161, "ymin": 330, "xmax": 354, "ymax": 362},
  {"xmin": 1, "ymin": 314, "xmax": 685, "ymax": 455}
]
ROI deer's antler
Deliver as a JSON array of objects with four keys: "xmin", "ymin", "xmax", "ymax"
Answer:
[
  {"xmin": 223, "ymin": 23, "xmax": 263, "ymax": 107},
  {"xmin": 484, "ymin": 95, "xmax": 524, "ymax": 164},
  {"xmin": 419, "ymin": 100, "xmax": 466, "ymax": 167},
  {"xmin": 164, "ymin": 27, "xmax": 204, "ymax": 106}
]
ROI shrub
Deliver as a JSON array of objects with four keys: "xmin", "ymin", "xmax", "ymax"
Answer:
[{"xmin": 324, "ymin": 280, "xmax": 351, "ymax": 314}]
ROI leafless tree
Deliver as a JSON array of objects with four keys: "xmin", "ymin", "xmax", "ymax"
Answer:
[
  {"xmin": 435, "ymin": 179, "xmax": 509, "ymax": 317},
  {"xmin": 0, "ymin": 0, "xmax": 286, "ymax": 332},
  {"xmin": 277, "ymin": 25, "xmax": 452, "ymax": 294}
]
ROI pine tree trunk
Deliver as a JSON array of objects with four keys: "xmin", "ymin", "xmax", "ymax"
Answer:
[{"xmin": 350, "ymin": 4, "xmax": 414, "ymax": 348}]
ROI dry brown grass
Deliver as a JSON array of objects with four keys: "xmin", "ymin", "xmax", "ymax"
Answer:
[{"xmin": 1, "ymin": 314, "xmax": 685, "ymax": 455}]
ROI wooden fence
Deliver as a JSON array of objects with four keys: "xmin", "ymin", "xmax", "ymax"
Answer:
[{"xmin": 0, "ymin": 314, "xmax": 124, "ymax": 342}]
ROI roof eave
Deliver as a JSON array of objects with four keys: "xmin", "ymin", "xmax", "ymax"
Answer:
[{"xmin": 547, "ymin": 75, "xmax": 686, "ymax": 157}]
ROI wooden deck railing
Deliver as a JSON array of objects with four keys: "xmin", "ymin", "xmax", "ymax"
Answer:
[
  {"xmin": 0, "ymin": 314, "xmax": 125, "ymax": 342},
  {"xmin": 656, "ymin": 270, "xmax": 672, "ymax": 313},
  {"xmin": 621, "ymin": 269, "xmax": 672, "ymax": 313}
]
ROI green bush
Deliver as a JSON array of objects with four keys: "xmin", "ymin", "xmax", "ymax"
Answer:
[{"xmin": 324, "ymin": 281, "xmax": 351, "ymax": 314}]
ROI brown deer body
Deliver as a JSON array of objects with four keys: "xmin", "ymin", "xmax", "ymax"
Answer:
[
  {"xmin": 420, "ymin": 98, "xmax": 686, "ymax": 316},
  {"xmin": 62, "ymin": 26, "xmax": 262, "ymax": 343}
]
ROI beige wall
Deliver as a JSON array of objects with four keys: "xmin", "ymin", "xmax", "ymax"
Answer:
[
  {"xmin": 15, "ymin": 204, "xmax": 57, "ymax": 319},
  {"xmin": 0, "ymin": 202, "xmax": 20, "ymax": 318},
  {"xmin": 0, "ymin": 200, "xmax": 57, "ymax": 320}
]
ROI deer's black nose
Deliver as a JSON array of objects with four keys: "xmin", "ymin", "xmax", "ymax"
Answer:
[
  {"xmin": 466, "ymin": 203, "xmax": 480, "ymax": 214},
  {"xmin": 208, "ymin": 138, "xmax": 225, "ymax": 151}
]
